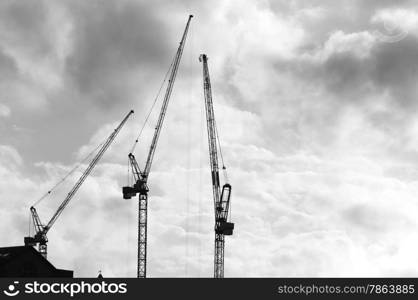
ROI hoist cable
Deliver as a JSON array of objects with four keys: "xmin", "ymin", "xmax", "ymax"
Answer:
[
  {"xmin": 32, "ymin": 139, "xmax": 106, "ymax": 207},
  {"xmin": 129, "ymin": 52, "xmax": 177, "ymax": 154},
  {"xmin": 214, "ymin": 119, "xmax": 228, "ymax": 182}
]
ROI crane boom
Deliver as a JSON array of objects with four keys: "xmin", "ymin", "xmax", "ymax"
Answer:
[
  {"xmin": 200, "ymin": 54, "xmax": 221, "ymax": 210},
  {"xmin": 143, "ymin": 15, "xmax": 193, "ymax": 178},
  {"xmin": 45, "ymin": 110, "xmax": 134, "ymax": 232},
  {"xmin": 123, "ymin": 15, "xmax": 193, "ymax": 278},
  {"xmin": 25, "ymin": 110, "xmax": 134, "ymax": 258},
  {"xmin": 199, "ymin": 54, "xmax": 234, "ymax": 278}
]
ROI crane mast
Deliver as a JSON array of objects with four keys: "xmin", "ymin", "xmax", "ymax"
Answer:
[
  {"xmin": 24, "ymin": 110, "xmax": 134, "ymax": 259},
  {"xmin": 122, "ymin": 15, "xmax": 193, "ymax": 278},
  {"xmin": 199, "ymin": 54, "xmax": 234, "ymax": 278}
]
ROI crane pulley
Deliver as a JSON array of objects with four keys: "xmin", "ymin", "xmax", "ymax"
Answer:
[
  {"xmin": 122, "ymin": 15, "xmax": 193, "ymax": 278},
  {"xmin": 199, "ymin": 54, "xmax": 234, "ymax": 278},
  {"xmin": 24, "ymin": 110, "xmax": 134, "ymax": 258}
]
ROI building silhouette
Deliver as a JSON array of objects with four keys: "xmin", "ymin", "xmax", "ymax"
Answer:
[{"xmin": 0, "ymin": 246, "xmax": 73, "ymax": 277}]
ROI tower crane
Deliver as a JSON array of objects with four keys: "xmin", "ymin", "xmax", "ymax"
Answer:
[
  {"xmin": 122, "ymin": 15, "xmax": 193, "ymax": 278},
  {"xmin": 24, "ymin": 110, "xmax": 134, "ymax": 259},
  {"xmin": 199, "ymin": 54, "xmax": 234, "ymax": 278}
]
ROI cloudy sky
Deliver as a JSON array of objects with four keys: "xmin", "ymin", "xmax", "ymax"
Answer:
[{"xmin": 2, "ymin": 0, "xmax": 418, "ymax": 277}]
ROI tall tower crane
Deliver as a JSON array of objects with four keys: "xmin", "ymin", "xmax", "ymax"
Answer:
[
  {"xmin": 199, "ymin": 54, "xmax": 234, "ymax": 278},
  {"xmin": 122, "ymin": 15, "xmax": 193, "ymax": 278},
  {"xmin": 24, "ymin": 110, "xmax": 134, "ymax": 259}
]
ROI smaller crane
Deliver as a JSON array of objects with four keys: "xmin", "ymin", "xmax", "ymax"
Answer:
[
  {"xmin": 24, "ymin": 110, "xmax": 134, "ymax": 258},
  {"xmin": 199, "ymin": 54, "xmax": 234, "ymax": 278}
]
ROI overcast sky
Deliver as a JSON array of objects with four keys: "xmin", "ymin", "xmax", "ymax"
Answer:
[{"xmin": 2, "ymin": 0, "xmax": 418, "ymax": 277}]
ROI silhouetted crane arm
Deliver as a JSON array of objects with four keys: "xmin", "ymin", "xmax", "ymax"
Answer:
[
  {"xmin": 200, "ymin": 54, "xmax": 234, "ymax": 278},
  {"xmin": 42, "ymin": 110, "xmax": 134, "ymax": 233},
  {"xmin": 122, "ymin": 15, "xmax": 193, "ymax": 278},
  {"xmin": 142, "ymin": 15, "xmax": 193, "ymax": 178},
  {"xmin": 200, "ymin": 54, "xmax": 221, "ymax": 209}
]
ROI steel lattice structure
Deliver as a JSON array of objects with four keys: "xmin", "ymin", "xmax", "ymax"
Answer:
[
  {"xmin": 199, "ymin": 54, "xmax": 234, "ymax": 278},
  {"xmin": 123, "ymin": 15, "xmax": 193, "ymax": 278},
  {"xmin": 25, "ymin": 110, "xmax": 134, "ymax": 259}
]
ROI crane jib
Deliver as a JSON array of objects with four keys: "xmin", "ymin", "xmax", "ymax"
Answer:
[
  {"xmin": 200, "ymin": 53, "xmax": 234, "ymax": 278},
  {"xmin": 123, "ymin": 15, "xmax": 193, "ymax": 279},
  {"xmin": 24, "ymin": 110, "xmax": 134, "ymax": 259},
  {"xmin": 143, "ymin": 15, "xmax": 193, "ymax": 178}
]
